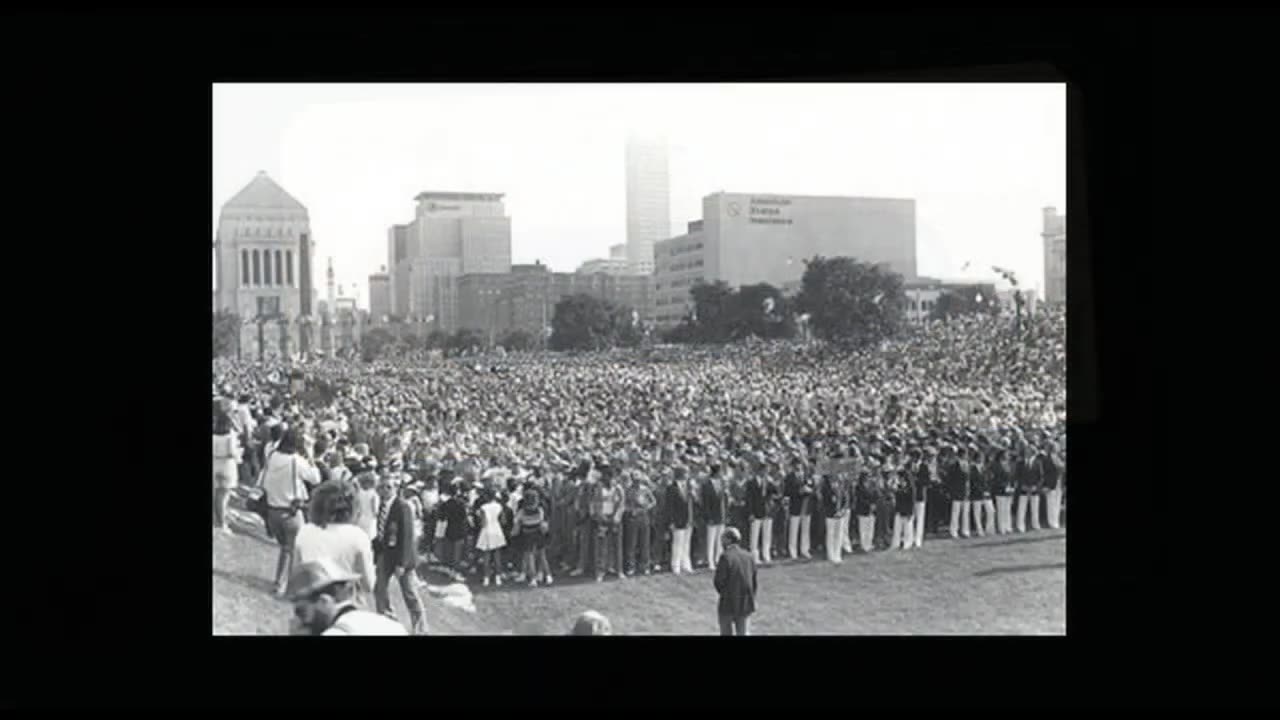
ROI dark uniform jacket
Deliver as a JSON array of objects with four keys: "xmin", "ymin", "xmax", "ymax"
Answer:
[
  {"xmin": 820, "ymin": 475, "xmax": 846, "ymax": 518},
  {"xmin": 784, "ymin": 471, "xmax": 814, "ymax": 516},
  {"xmin": 968, "ymin": 461, "xmax": 990, "ymax": 500},
  {"xmin": 1038, "ymin": 453, "xmax": 1062, "ymax": 491},
  {"xmin": 714, "ymin": 544, "xmax": 758, "ymax": 618},
  {"xmin": 853, "ymin": 478, "xmax": 876, "ymax": 516},
  {"xmin": 894, "ymin": 478, "xmax": 915, "ymax": 516},
  {"xmin": 944, "ymin": 461, "xmax": 970, "ymax": 499},
  {"xmin": 991, "ymin": 461, "xmax": 1016, "ymax": 495},
  {"xmin": 700, "ymin": 477, "xmax": 728, "ymax": 525},
  {"xmin": 745, "ymin": 476, "xmax": 769, "ymax": 520},
  {"xmin": 914, "ymin": 461, "xmax": 932, "ymax": 502},
  {"xmin": 374, "ymin": 498, "xmax": 418, "ymax": 571},
  {"xmin": 1015, "ymin": 457, "xmax": 1041, "ymax": 493},
  {"xmin": 666, "ymin": 482, "xmax": 695, "ymax": 530}
]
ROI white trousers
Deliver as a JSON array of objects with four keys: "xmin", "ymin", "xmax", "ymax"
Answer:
[
  {"xmin": 841, "ymin": 513, "xmax": 854, "ymax": 553},
  {"xmin": 857, "ymin": 515, "xmax": 875, "ymax": 551},
  {"xmin": 670, "ymin": 528, "xmax": 693, "ymax": 574},
  {"xmin": 973, "ymin": 499, "xmax": 996, "ymax": 536},
  {"xmin": 892, "ymin": 514, "xmax": 912, "ymax": 550},
  {"xmin": 788, "ymin": 514, "xmax": 812, "ymax": 558},
  {"xmin": 749, "ymin": 517, "xmax": 773, "ymax": 562},
  {"xmin": 706, "ymin": 524, "xmax": 725, "ymax": 569},
  {"xmin": 995, "ymin": 496, "xmax": 1014, "ymax": 534},
  {"xmin": 950, "ymin": 500, "xmax": 972, "ymax": 538},
  {"xmin": 824, "ymin": 517, "xmax": 844, "ymax": 563},
  {"xmin": 1016, "ymin": 494, "xmax": 1041, "ymax": 532},
  {"xmin": 912, "ymin": 501, "xmax": 927, "ymax": 548},
  {"xmin": 1044, "ymin": 489, "xmax": 1062, "ymax": 529}
]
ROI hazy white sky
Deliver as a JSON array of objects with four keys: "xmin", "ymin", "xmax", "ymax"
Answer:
[{"xmin": 213, "ymin": 83, "xmax": 1064, "ymax": 307}]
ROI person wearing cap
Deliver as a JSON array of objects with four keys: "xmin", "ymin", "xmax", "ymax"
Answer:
[
  {"xmin": 819, "ymin": 453, "xmax": 848, "ymax": 563},
  {"xmin": 1014, "ymin": 443, "xmax": 1042, "ymax": 533},
  {"xmin": 784, "ymin": 457, "xmax": 814, "ymax": 560},
  {"xmin": 372, "ymin": 471, "xmax": 428, "ymax": 634},
  {"xmin": 286, "ymin": 558, "xmax": 407, "ymax": 636},
  {"xmin": 968, "ymin": 446, "xmax": 995, "ymax": 537},
  {"xmin": 700, "ymin": 463, "xmax": 730, "ymax": 571},
  {"xmin": 713, "ymin": 527, "xmax": 758, "ymax": 636},
  {"xmin": 910, "ymin": 448, "xmax": 933, "ymax": 549},
  {"xmin": 666, "ymin": 466, "xmax": 695, "ymax": 575},
  {"xmin": 945, "ymin": 446, "xmax": 972, "ymax": 539},
  {"xmin": 1038, "ymin": 441, "xmax": 1064, "ymax": 530},
  {"xmin": 261, "ymin": 429, "xmax": 320, "ymax": 596},
  {"xmin": 744, "ymin": 455, "xmax": 775, "ymax": 564},
  {"xmin": 853, "ymin": 466, "xmax": 876, "ymax": 552},
  {"xmin": 569, "ymin": 610, "xmax": 613, "ymax": 636},
  {"xmin": 991, "ymin": 448, "xmax": 1016, "ymax": 534}
]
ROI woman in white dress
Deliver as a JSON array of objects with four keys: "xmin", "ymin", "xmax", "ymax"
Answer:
[
  {"xmin": 212, "ymin": 412, "xmax": 242, "ymax": 534},
  {"xmin": 475, "ymin": 488, "xmax": 507, "ymax": 587}
]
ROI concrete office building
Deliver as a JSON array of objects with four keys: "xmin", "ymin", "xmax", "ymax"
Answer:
[
  {"xmin": 577, "ymin": 242, "xmax": 634, "ymax": 276},
  {"xmin": 386, "ymin": 192, "xmax": 511, "ymax": 331},
  {"xmin": 625, "ymin": 136, "xmax": 670, "ymax": 275},
  {"xmin": 1041, "ymin": 206, "xmax": 1066, "ymax": 306},
  {"xmin": 368, "ymin": 268, "xmax": 390, "ymax": 323},
  {"xmin": 652, "ymin": 193, "xmax": 917, "ymax": 327},
  {"xmin": 458, "ymin": 262, "xmax": 651, "ymax": 341},
  {"xmin": 213, "ymin": 171, "xmax": 316, "ymax": 357}
]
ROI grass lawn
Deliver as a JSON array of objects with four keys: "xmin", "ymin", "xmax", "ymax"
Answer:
[{"xmin": 214, "ymin": 507, "xmax": 1065, "ymax": 636}]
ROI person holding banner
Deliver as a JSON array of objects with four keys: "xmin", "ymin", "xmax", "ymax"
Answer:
[{"xmin": 784, "ymin": 457, "xmax": 814, "ymax": 560}]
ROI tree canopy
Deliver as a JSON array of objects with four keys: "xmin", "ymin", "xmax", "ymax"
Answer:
[
  {"xmin": 793, "ymin": 256, "xmax": 906, "ymax": 346},
  {"xmin": 549, "ymin": 293, "xmax": 641, "ymax": 351}
]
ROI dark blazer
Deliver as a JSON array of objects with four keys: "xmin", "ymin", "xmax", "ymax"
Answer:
[
  {"xmin": 968, "ymin": 462, "xmax": 990, "ymax": 500},
  {"xmin": 666, "ymin": 482, "xmax": 694, "ymax": 530},
  {"xmin": 374, "ymin": 498, "xmax": 418, "ymax": 571},
  {"xmin": 1038, "ymin": 453, "xmax": 1062, "ymax": 491},
  {"xmin": 441, "ymin": 496, "xmax": 470, "ymax": 542},
  {"xmin": 783, "ymin": 471, "xmax": 813, "ymax": 516},
  {"xmin": 991, "ymin": 462, "xmax": 1015, "ymax": 495},
  {"xmin": 944, "ymin": 461, "xmax": 969, "ymax": 499},
  {"xmin": 700, "ymin": 477, "xmax": 728, "ymax": 525},
  {"xmin": 853, "ymin": 479, "xmax": 875, "ymax": 516},
  {"xmin": 913, "ymin": 462, "xmax": 932, "ymax": 502},
  {"xmin": 714, "ymin": 544, "xmax": 758, "ymax": 618},
  {"xmin": 745, "ymin": 477, "xmax": 768, "ymax": 520},
  {"xmin": 1015, "ymin": 457, "xmax": 1041, "ymax": 492}
]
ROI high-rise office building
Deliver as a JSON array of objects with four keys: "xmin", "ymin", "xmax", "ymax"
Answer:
[
  {"xmin": 1041, "ymin": 206, "xmax": 1066, "ymax": 306},
  {"xmin": 386, "ymin": 192, "xmax": 511, "ymax": 331},
  {"xmin": 368, "ymin": 268, "xmax": 390, "ymax": 323},
  {"xmin": 625, "ymin": 135, "xmax": 670, "ymax": 275}
]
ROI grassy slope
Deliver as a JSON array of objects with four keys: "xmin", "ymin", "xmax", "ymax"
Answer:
[{"xmin": 215, "ymin": 503, "xmax": 1064, "ymax": 636}]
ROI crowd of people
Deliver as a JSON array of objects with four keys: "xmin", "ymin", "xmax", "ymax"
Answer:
[{"xmin": 212, "ymin": 309, "xmax": 1066, "ymax": 635}]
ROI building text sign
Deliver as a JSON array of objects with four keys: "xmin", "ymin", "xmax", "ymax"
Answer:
[{"xmin": 729, "ymin": 196, "xmax": 794, "ymax": 225}]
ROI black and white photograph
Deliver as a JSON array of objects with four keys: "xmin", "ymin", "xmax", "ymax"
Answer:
[{"xmin": 211, "ymin": 82, "xmax": 1066, "ymax": 636}]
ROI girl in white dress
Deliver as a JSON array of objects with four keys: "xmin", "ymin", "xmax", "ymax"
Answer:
[
  {"xmin": 475, "ymin": 488, "xmax": 507, "ymax": 587},
  {"xmin": 212, "ymin": 413, "xmax": 242, "ymax": 534}
]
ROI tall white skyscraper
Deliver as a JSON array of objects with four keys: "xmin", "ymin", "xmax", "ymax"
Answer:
[{"xmin": 625, "ymin": 135, "xmax": 670, "ymax": 275}]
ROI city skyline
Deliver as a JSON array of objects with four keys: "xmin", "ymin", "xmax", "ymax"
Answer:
[{"xmin": 213, "ymin": 83, "xmax": 1065, "ymax": 309}]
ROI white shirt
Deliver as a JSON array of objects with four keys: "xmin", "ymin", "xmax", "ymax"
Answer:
[
  {"xmin": 323, "ymin": 607, "xmax": 408, "ymax": 636},
  {"xmin": 292, "ymin": 523, "xmax": 375, "ymax": 593},
  {"xmin": 261, "ymin": 452, "xmax": 318, "ymax": 508}
]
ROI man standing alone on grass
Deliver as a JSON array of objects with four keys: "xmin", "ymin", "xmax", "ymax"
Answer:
[
  {"xmin": 713, "ymin": 527, "xmax": 757, "ymax": 636},
  {"xmin": 373, "ymin": 472, "xmax": 428, "ymax": 635}
]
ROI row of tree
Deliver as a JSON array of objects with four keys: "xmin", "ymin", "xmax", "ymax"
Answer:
[{"xmin": 211, "ymin": 256, "xmax": 1004, "ymax": 360}]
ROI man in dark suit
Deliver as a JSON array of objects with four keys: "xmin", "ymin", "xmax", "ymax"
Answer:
[
  {"xmin": 373, "ymin": 472, "xmax": 428, "ymax": 635},
  {"xmin": 666, "ymin": 466, "xmax": 695, "ymax": 575},
  {"xmin": 713, "ymin": 527, "xmax": 758, "ymax": 636}
]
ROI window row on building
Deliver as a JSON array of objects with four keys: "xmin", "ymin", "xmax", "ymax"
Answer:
[
  {"xmin": 666, "ymin": 241, "xmax": 704, "ymax": 257},
  {"xmin": 240, "ymin": 248, "xmax": 296, "ymax": 288},
  {"xmin": 235, "ymin": 225, "xmax": 296, "ymax": 238}
]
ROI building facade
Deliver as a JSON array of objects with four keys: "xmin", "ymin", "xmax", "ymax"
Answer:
[
  {"xmin": 651, "ymin": 193, "xmax": 917, "ymax": 327},
  {"xmin": 652, "ymin": 220, "xmax": 706, "ymax": 326},
  {"xmin": 368, "ymin": 269, "xmax": 390, "ymax": 323},
  {"xmin": 576, "ymin": 257, "xmax": 632, "ymax": 275},
  {"xmin": 386, "ymin": 192, "xmax": 511, "ymax": 331},
  {"xmin": 625, "ymin": 136, "xmax": 670, "ymax": 275},
  {"xmin": 1042, "ymin": 206, "xmax": 1066, "ymax": 306},
  {"xmin": 213, "ymin": 171, "xmax": 315, "ymax": 358},
  {"xmin": 457, "ymin": 262, "xmax": 651, "ymax": 341}
]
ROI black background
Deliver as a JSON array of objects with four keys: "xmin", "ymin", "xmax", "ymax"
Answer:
[{"xmin": 2, "ymin": 6, "xmax": 1259, "ymax": 710}]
